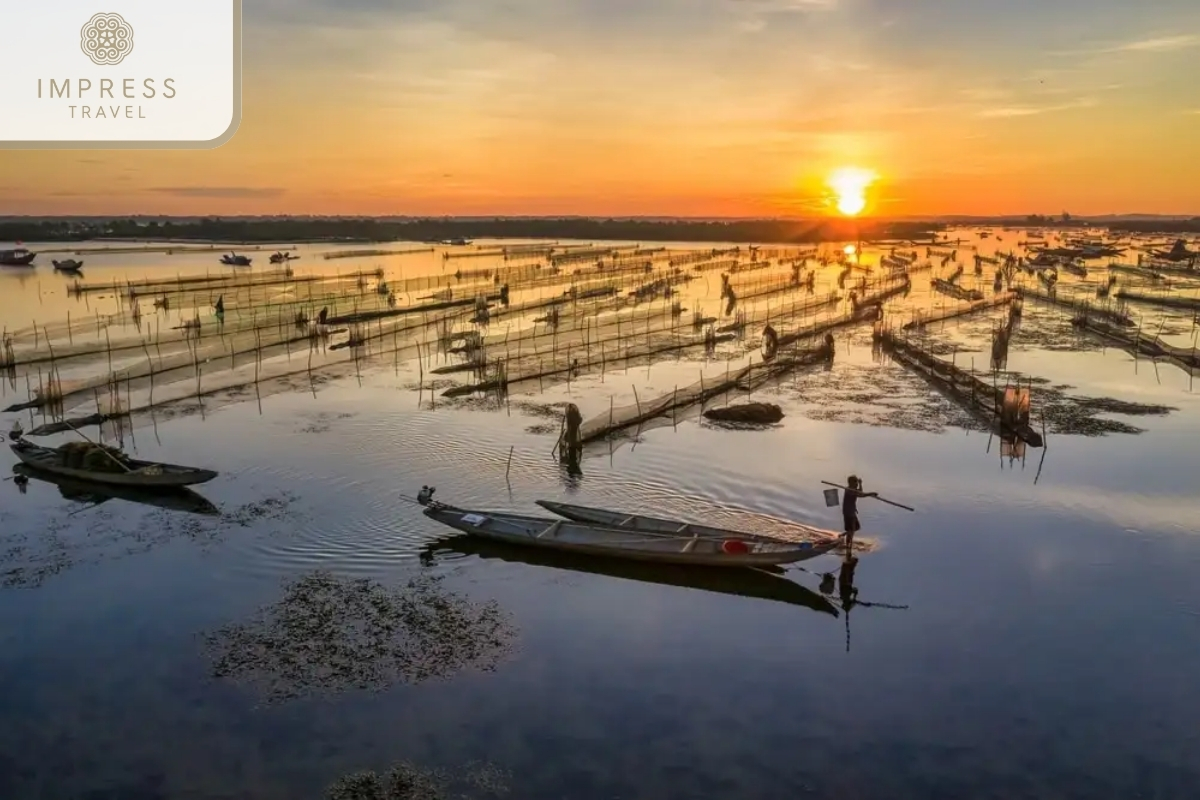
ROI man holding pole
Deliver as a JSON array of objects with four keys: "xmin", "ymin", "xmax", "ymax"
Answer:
[{"xmin": 842, "ymin": 475, "xmax": 877, "ymax": 550}]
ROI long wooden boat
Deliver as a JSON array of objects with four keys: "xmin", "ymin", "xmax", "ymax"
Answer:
[
  {"xmin": 421, "ymin": 499, "xmax": 839, "ymax": 568},
  {"xmin": 10, "ymin": 440, "xmax": 218, "ymax": 487},
  {"xmin": 12, "ymin": 464, "xmax": 219, "ymax": 515},
  {"xmin": 424, "ymin": 534, "xmax": 838, "ymax": 616},
  {"xmin": 536, "ymin": 499, "xmax": 842, "ymax": 549},
  {"xmin": 0, "ymin": 248, "xmax": 36, "ymax": 267}
]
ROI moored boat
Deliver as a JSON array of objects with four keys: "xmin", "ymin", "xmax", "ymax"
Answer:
[
  {"xmin": 12, "ymin": 464, "xmax": 219, "ymax": 515},
  {"xmin": 52, "ymin": 259, "xmax": 84, "ymax": 273},
  {"xmin": 10, "ymin": 440, "xmax": 218, "ymax": 487},
  {"xmin": 536, "ymin": 499, "xmax": 843, "ymax": 549},
  {"xmin": 424, "ymin": 534, "xmax": 838, "ymax": 616},
  {"xmin": 0, "ymin": 248, "xmax": 36, "ymax": 267},
  {"xmin": 419, "ymin": 491, "xmax": 839, "ymax": 567},
  {"xmin": 220, "ymin": 253, "xmax": 252, "ymax": 266}
]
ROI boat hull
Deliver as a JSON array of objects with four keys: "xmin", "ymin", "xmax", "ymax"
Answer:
[
  {"xmin": 423, "ymin": 506, "xmax": 832, "ymax": 567},
  {"xmin": 536, "ymin": 499, "xmax": 842, "ymax": 551},
  {"xmin": 10, "ymin": 442, "xmax": 218, "ymax": 487},
  {"xmin": 426, "ymin": 534, "xmax": 838, "ymax": 616},
  {"xmin": 12, "ymin": 464, "xmax": 219, "ymax": 515}
]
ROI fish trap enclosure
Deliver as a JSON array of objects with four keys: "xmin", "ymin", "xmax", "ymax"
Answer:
[{"xmin": 575, "ymin": 339, "xmax": 836, "ymax": 445}]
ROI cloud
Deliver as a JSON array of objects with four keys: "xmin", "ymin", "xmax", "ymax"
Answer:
[
  {"xmin": 727, "ymin": 0, "xmax": 837, "ymax": 33},
  {"xmin": 1114, "ymin": 34, "xmax": 1198, "ymax": 53},
  {"xmin": 978, "ymin": 97, "xmax": 1097, "ymax": 118},
  {"xmin": 147, "ymin": 187, "xmax": 287, "ymax": 199}
]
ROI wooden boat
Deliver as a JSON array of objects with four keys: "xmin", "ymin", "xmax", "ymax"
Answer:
[
  {"xmin": 424, "ymin": 534, "xmax": 838, "ymax": 616},
  {"xmin": 0, "ymin": 248, "xmax": 36, "ymax": 266},
  {"xmin": 10, "ymin": 440, "xmax": 218, "ymax": 487},
  {"xmin": 420, "ymin": 495, "xmax": 839, "ymax": 567},
  {"xmin": 536, "ymin": 499, "xmax": 842, "ymax": 552},
  {"xmin": 52, "ymin": 259, "xmax": 83, "ymax": 273},
  {"xmin": 220, "ymin": 253, "xmax": 252, "ymax": 266},
  {"xmin": 12, "ymin": 464, "xmax": 219, "ymax": 515}
]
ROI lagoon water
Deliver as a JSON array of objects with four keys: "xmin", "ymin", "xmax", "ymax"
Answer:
[{"xmin": 1, "ymin": 232, "xmax": 1199, "ymax": 799}]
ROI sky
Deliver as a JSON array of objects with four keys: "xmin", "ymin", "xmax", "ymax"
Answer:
[{"xmin": 3, "ymin": 0, "xmax": 1200, "ymax": 218}]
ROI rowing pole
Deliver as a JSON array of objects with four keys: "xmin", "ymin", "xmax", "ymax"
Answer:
[{"xmin": 822, "ymin": 480, "xmax": 914, "ymax": 512}]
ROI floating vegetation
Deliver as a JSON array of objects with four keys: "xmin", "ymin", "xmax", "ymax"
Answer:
[
  {"xmin": 203, "ymin": 571, "xmax": 516, "ymax": 701},
  {"xmin": 0, "ymin": 499, "xmax": 231, "ymax": 589},
  {"xmin": 326, "ymin": 760, "xmax": 510, "ymax": 800},
  {"xmin": 1024, "ymin": 381, "xmax": 1175, "ymax": 436}
]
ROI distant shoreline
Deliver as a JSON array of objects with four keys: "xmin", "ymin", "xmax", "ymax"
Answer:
[
  {"xmin": 2, "ymin": 215, "xmax": 1197, "ymax": 246},
  {"xmin": 2, "ymin": 217, "xmax": 942, "ymax": 246}
]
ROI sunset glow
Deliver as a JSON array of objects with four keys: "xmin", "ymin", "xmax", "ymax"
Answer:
[
  {"xmin": 0, "ymin": 2, "xmax": 1198, "ymax": 216},
  {"xmin": 828, "ymin": 168, "xmax": 876, "ymax": 217}
]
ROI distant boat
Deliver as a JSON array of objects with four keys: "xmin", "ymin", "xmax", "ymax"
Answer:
[
  {"xmin": 220, "ymin": 253, "xmax": 252, "ymax": 266},
  {"xmin": 0, "ymin": 248, "xmax": 36, "ymax": 267},
  {"xmin": 1150, "ymin": 239, "xmax": 1199, "ymax": 264},
  {"xmin": 269, "ymin": 250, "xmax": 299, "ymax": 264},
  {"xmin": 52, "ymin": 259, "xmax": 84, "ymax": 273}
]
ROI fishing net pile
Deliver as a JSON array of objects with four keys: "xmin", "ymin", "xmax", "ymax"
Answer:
[{"xmin": 56, "ymin": 441, "xmax": 128, "ymax": 472}]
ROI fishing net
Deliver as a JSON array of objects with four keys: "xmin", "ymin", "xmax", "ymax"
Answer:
[
  {"xmin": 56, "ymin": 441, "xmax": 127, "ymax": 472},
  {"xmin": 578, "ymin": 344, "xmax": 832, "ymax": 444}
]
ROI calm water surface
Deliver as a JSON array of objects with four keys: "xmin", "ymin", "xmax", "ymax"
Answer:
[{"xmin": 1, "ymin": 231, "xmax": 1199, "ymax": 799}]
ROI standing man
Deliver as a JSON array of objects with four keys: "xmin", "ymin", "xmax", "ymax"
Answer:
[{"xmin": 842, "ymin": 475, "xmax": 877, "ymax": 550}]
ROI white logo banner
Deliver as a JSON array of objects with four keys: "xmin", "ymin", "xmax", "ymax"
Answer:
[{"xmin": 1, "ymin": 0, "xmax": 241, "ymax": 149}]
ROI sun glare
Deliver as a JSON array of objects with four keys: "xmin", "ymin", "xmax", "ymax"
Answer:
[
  {"xmin": 844, "ymin": 245, "xmax": 857, "ymax": 255},
  {"xmin": 827, "ymin": 167, "xmax": 876, "ymax": 217}
]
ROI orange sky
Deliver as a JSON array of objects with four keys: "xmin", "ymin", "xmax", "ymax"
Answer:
[{"xmin": 3, "ymin": 0, "xmax": 1199, "ymax": 217}]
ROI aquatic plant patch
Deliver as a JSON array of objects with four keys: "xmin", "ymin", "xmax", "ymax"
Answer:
[{"xmin": 204, "ymin": 571, "xmax": 517, "ymax": 702}]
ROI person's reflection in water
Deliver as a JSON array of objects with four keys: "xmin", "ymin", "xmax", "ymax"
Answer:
[
  {"xmin": 820, "ymin": 551, "xmax": 860, "ymax": 652},
  {"xmin": 838, "ymin": 552, "xmax": 859, "ymax": 609}
]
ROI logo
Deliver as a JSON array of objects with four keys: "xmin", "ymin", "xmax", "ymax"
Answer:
[
  {"xmin": 80, "ymin": 12, "xmax": 134, "ymax": 66},
  {"xmin": 4, "ymin": 0, "xmax": 241, "ymax": 149}
]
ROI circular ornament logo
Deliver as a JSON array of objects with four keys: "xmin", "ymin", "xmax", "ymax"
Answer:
[{"xmin": 80, "ymin": 12, "xmax": 134, "ymax": 66}]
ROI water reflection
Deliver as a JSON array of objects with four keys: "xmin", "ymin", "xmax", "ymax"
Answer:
[
  {"xmin": 818, "ymin": 553, "xmax": 909, "ymax": 652},
  {"xmin": 11, "ymin": 463, "xmax": 219, "ymax": 515},
  {"xmin": 423, "ymin": 533, "xmax": 839, "ymax": 617}
]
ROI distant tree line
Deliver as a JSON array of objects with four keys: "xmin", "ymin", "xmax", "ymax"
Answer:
[
  {"xmin": 1022, "ymin": 213, "xmax": 1200, "ymax": 234},
  {"xmin": 0, "ymin": 216, "xmax": 944, "ymax": 245},
  {"xmin": 1107, "ymin": 219, "xmax": 1200, "ymax": 234}
]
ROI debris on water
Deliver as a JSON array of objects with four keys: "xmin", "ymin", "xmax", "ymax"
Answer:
[
  {"xmin": 511, "ymin": 400, "xmax": 569, "ymax": 420},
  {"xmin": 1, "ymin": 505, "xmax": 223, "ymax": 589},
  {"xmin": 203, "ymin": 571, "xmax": 516, "ymax": 702},
  {"xmin": 326, "ymin": 760, "xmax": 510, "ymax": 800},
  {"xmin": 220, "ymin": 491, "xmax": 303, "ymax": 527},
  {"xmin": 298, "ymin": 411, "xmax": 358, "ymax": 434},
  {"xmin": 703, "ymin": 402, "xmax": 785, "ymax": 425}
]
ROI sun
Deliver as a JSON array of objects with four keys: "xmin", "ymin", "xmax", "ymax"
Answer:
[{"xmin": 827, "ymin": 167, "xmax": 876, "ymax": 217}]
